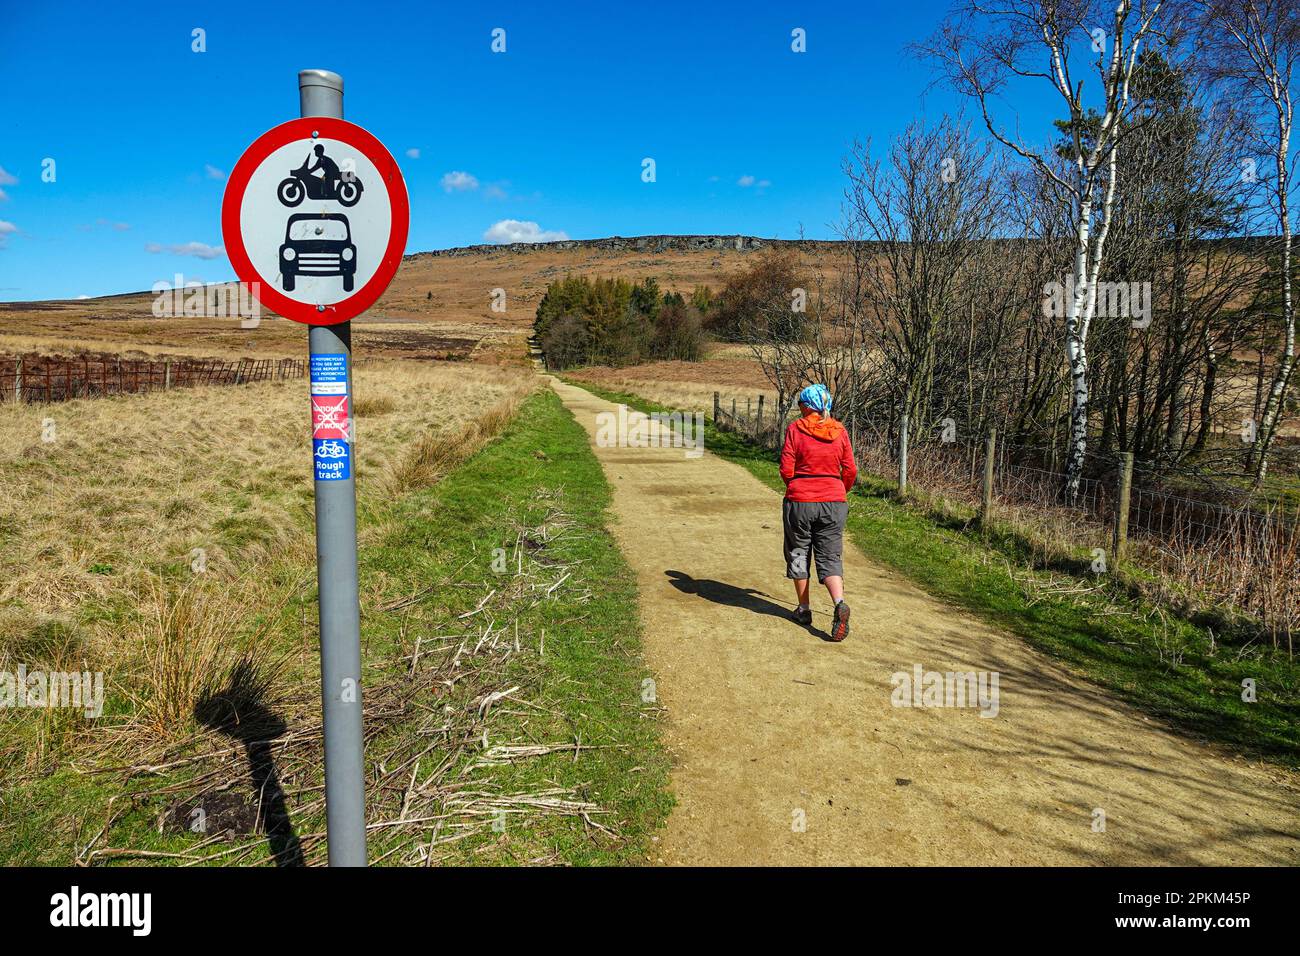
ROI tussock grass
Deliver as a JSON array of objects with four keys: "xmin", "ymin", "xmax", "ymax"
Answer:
[
  {"xmin": 127, "ymin": 579, "xmax": 272, "ymax": 740},
  {"xmin": 383, "ymin": 385, "xmax": 531, "ymax": 494},
  {"xmin": 351, "ymin": 393, "xmax": 397, "ymax": 417}
]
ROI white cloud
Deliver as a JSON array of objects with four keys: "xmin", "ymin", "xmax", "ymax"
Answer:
[
  {"xmin": 76, "ymin": 295, "xmax": 90, "ymax": 300},
  {"xmin": 406, "ymin": 148, "xmax": 421, "ymax": 159},
  {"xmin": 483, "ymin": 183, "xmax": 508, "ymax": 200},
  {"xmin": 482, "ymin": 219, "xmax": 568, "ymax": 244},
  {"xmin": 441, "ymin": 170, "xmax": 479, "ymax": 192},
  {"xmin": 0, "ymin": 189, "xmax": 8, "ymax": 202},
  {"xmin": 145, "ymin": 241, "xmax": 224, "ymax": 260},
  {"xmin": 0, "ymin": 220, "xmax": 16, "ymax": 248},
  {"xmin": 737, "ymin": 175, "xmax": 771, "ymax": 189},
  {"xmin": 0, "ymin": 166, "xmax": 17, "ymax": 186},
  {"xmin": 204, "ymin": 164, "xmax": 226, "ymax": 180},
  {"xmin": 737, "ymin": 175, "xmax": 755, "ymax": 187}
]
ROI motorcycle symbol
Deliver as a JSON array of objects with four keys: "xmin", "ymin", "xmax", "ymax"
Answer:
[{"xmin": 278, "ymin": 144, "xmax": 363, "ymax": 208}]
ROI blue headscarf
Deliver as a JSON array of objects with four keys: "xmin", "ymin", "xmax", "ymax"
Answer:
[{"xmin": 798, "ymin": 384, "xmax": 833, "ymax": 415}]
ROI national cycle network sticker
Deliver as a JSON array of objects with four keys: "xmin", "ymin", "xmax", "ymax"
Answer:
[
  {"xmin": 312, "ymin": 395, "xmax": 350, "ymax": 440},
  {"xmin": 310, "ymin": 354, "xmax": 351, "ymax": 480}
]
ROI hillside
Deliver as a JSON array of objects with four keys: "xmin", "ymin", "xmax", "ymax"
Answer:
[{"xmin": 0, "ymin": 236, "xmax": 823, "ymax": 363}]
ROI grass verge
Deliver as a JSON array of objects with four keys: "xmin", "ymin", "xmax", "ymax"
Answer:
[{"xmin": 569, "ymin": 379, "xmax": 1300, "ymax": 769}]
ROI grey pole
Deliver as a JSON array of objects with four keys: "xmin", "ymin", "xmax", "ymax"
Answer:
[{"xmin": 300, "ymin": 68, "xmax": 367, "ymax": 867}]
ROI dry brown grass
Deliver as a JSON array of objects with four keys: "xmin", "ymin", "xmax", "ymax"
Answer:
[
  {"xmin": 0, "ymin": 358, "xmax": 535, "ymax": 769},
  {"xmin": 126, "ymin": 578, "xmax": 275, "ymax": 738},
  {"xmin": 383, "ymin": 388, "xmax": 529, "ymax": 495},
  {"xmin": 351, "ymin": 393, "xmax": 397, "ymax": 417},
  {"xmin": 0, "ymin": 359, "xmax": 530, "ymax": 616}
]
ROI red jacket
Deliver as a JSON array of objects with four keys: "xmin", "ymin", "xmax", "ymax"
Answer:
[{"xmin": 780, "ymin": 414, "xmax": 858, "ymax": 502}]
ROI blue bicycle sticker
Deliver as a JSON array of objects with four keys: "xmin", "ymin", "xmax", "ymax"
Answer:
[{"xmin": 314, "ymin": 437, "xmax": 351, "ymax": 481}]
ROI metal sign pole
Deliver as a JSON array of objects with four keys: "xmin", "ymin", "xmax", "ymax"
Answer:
[{"xmin": 300, "ymin": 68, "xmax": 367, "ymax": 867}]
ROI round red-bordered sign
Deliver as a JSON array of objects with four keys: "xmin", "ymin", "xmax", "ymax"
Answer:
[{"xmin": 222, "ymin": 117, "xmax": 409, "ymax": 326}]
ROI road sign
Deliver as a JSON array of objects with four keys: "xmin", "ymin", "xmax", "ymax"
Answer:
[{"xmin": 221, "ymin": 116, "xmax": 409, "ymax": 326}]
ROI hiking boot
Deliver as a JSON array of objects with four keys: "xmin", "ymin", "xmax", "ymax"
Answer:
[
  {"xmin": 830, "ymin": 601, "xmax": 850, "ymax": 642},
  {"xmin": 792, "ymin": 606, "xmax": 813, "ymax": 626}
]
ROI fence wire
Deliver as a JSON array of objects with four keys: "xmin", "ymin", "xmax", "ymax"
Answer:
[
  {"xmin": 0, "ymin": 354, "xmax": 305, "ymax": 404},
  {"xmin": 712, "ymin": 390, "xmax": 1298, "ymax": 645}
]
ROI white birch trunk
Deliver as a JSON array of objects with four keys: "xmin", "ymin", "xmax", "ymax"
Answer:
[
  {"xmin": 1254, "ymin": 122, "xmax": 1296, "ymax": 484},
  {"xmin": 1065, "ymin": 192, "xmax": 1093, "ymax": 503}
]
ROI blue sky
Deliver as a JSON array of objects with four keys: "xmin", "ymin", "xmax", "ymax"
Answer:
[{"xmin": 1, "ymin": 0, "xmax": 1044, "ymax": 301}]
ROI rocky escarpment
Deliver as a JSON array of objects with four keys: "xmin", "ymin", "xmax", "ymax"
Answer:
[{"xmin": 405, "ymin": 235, "xmax": 834, "ymax": 260}]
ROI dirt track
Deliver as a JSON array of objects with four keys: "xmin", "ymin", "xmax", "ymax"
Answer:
[{"xmin": 550, "ymin": 378, "xmax": 1300, "ymax": 866}]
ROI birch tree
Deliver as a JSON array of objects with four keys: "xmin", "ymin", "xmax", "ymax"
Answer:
[
  {"xmin": 925, "ymin": 0, "xmax": 1165, "ymax": 500},
  {"xmin": 1196, "ymin": 0, "xmax": 1299, "ymax": 485}
]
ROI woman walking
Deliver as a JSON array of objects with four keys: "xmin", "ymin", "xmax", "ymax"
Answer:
[{"xmin": 779, "ymin": 384, "xmax": 857, "ymax": 641}]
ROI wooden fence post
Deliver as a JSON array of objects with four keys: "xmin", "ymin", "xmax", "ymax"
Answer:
[
  {"xmin": 898, "ymin": 412, "xmax": 909, "ymax": 496},
  {"xmin": 13, "ymin": 356, "xmax": 22, "ymax": 404},
  {"xmin": 713, "ymin": 391, "xmax": 720, "ymax": 422},
  {"xmin": 981, "ymin": 429, "xmax": 997, "ymax": 534},
  {"xmin": 757, "ymin": 394, "xmax": 764, "ymax": 435},
  {"xmin": 164, "ymin": 360, "xmax": 172, "ymax": 390},
  {"xmin": 731, "ymin": 397, "xmax": 736, "ymax": 420},
  {"xmin": 1113, "ymin": 451, "xmax": 1134, "ymax": 561}
]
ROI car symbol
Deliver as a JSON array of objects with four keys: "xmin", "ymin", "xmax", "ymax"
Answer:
[{"xmin": 280, "ymin": 213, "xmax": 357, "ymax": 293}]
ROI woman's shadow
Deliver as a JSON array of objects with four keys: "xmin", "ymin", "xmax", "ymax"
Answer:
[
  {"xmin": 194, "ymin": 656, "xmax": 305, "ymax": 867},
  {"xmin": 664, "ymin": 569, "xmax": 833, "ymax": 641}
]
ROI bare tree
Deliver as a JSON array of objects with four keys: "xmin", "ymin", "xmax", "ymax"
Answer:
[
  {"xmin": 924, "ymin": 0, "xmax": 1166, "ymax": 500},
  {"xmin": 840, "ymin": 119, "xmax": 1010, "ymax": 441}
]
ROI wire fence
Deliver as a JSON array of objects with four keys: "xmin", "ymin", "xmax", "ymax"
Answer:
[
  {"xmin": 712, "ymin": 390, "xmax": 1299, "ymax": 648},
  {"xmin": 0, "ymin": 353, "xmax": 305, "ymax": 404}
]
